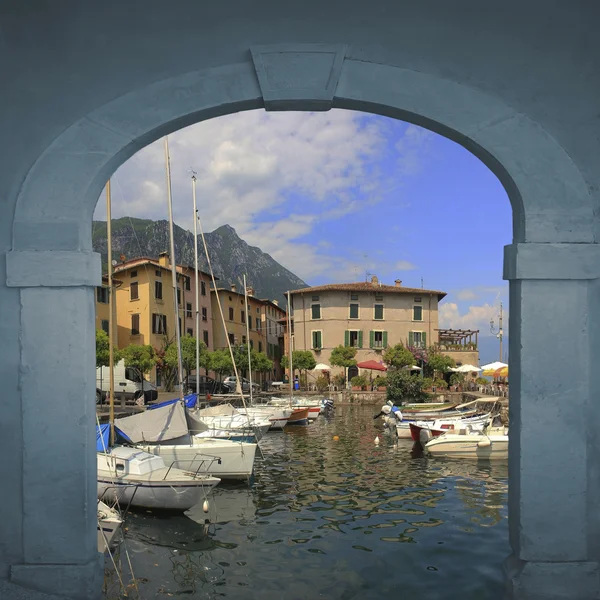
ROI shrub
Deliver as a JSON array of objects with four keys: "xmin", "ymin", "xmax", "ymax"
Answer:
[
  {"xmin": 332, "ymin": 373, "xmax": 346, "ymax": 388},
  {"xmin": 315, "ymin": 375, "xmax": 329, "ymax": 392},
  {"xmin": 421, "ymin": 377, "xmax": 434, "ymax": 390},
  {"xmin": 433, "ymin": 378, "xmax": 448, "ymax": 389},
  {"xmin": 373, "ymin": 375, "xmax": 387, "ymax": 388},
  {"xmin": 350, "ymin": 375, "xmax": 368, "ymax": 388},
  {"xmin": 386, "ymin": 370, "xmax": 430, "ymax": 403}
]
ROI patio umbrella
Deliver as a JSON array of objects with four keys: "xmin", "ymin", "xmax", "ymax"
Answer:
[
  {"xmin": 455, "ymin": 364, "xmax": 482, "ymax": 373},
  {"xmin": 480, "ymin": 361, "xmax": 508, "ymax": 376},
  {"xmin": 494, "ymin": 366, "xmax": 508, "ymax": 378},
  {"xmin": 356, "ymin": 360, "xmax": 387, "ymax": 371},
  {"xmin": 313, "ymin": 363, "xmax": 330, "ymax": 371}
]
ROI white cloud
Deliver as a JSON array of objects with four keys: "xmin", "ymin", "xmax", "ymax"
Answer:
[
  {"xmin": 439, "ymin": 302, "xmax": 507, "ymax": 332},
  {"xmin": 456, "ymin": 289, "xmax": 478, "ymax": 301},
  {"xmin": 98, "ymin": 110, "xmax": 433, "ymax": 281},
  {"xmin": 394, "ymin": 260, "xmax": 417, "ymax": 271}
]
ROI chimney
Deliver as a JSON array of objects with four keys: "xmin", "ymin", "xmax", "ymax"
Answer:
[
  {"xmin": 370, "ymin": 274, "xmax": 379, "ymax": 286},
  {"xmin": 272, "ymin": 299, "xmax": 279, "ymax": 306},
  {"xmin": 395, "ymin": 279, "xmax": 402, "ymax": 287},
  {"xmin": 231, "ymin": 283, "xmax": 237, "ymax": 293},
  {"xmin": 158, "ymin": 252, "xmax": 169, "ymax": 267},
  {"xmin": 247, "ymin": 286, "xmax": 254, "ymax": 297}
]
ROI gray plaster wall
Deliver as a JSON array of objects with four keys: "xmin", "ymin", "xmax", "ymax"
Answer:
[{"xmin": 1, "ymin": 2, "xmax": 600, "ymax": 598}]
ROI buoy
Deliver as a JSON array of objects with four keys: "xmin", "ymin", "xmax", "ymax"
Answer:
[
  {"xmin": 477, "ymin": 438, "xmax": 492, "ymax": 448},
  {"xmin": 203, "ymin": 500, "xmax": 209, "ymax": 513},
  {"xmin": 374, "ymin": 436, "xmax": 380, "ymax": 445},
  {"xmin": 333, "ymin": 435, "xmax": 339, "ymax": 441}
]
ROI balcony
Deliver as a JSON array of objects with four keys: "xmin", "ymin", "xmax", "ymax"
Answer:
[{"xmin": 434, "ymin": 329, "xmax": 479, "ymax": 352}]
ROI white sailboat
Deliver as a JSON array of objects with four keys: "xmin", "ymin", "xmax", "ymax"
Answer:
[{"xmin": 97, "ymin": 499, "xmax": 122, "ymax": 553}]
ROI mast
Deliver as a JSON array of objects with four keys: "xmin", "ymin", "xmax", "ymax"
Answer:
[
  {"xmin": 243, "ymin": 274, "xmax": 253, "ymax": 405},
  {"xmin": 192, "ymin": 174, "xmax": 200, "ymax": 397},
  {"xmin": 164, "ymin": 136, "xmax": 184, "ymax": 405},
  {"xmin": 499, "ymin": 301, "xmax": 504, "ymax": 362},
  {"xmin": 106, "ymin": 180, "xmax": 115, "ymax": 446},
  {"xmin": 286, "ymin": 291, "xmax": 293, "ymax": 407}
]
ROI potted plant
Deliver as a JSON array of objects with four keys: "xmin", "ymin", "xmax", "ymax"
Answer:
[
  {"xmin": 420, "ymin": 377, "xmax": 434, "ymax": 392},
  {"xmin": 315, "ymin": 375, "xmax": 329, "ymax": 392},
  {"xmin": 332, "ymin": 373, "xmax": 346, "ymax": 390},
  {"xmin": 350, "ymin": 375, "xmax": 368, "ymax": 391},
  {"xmin": 373, "ymin": 375, "xmax": 387, "ymax": 391},
  {"xmin": 449, "ymin": 373, "xmax": 465, "ymax": 391}
]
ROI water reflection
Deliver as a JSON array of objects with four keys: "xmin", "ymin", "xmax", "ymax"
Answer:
[{"xmin": 107, "ymin": 405, "xmax": 509, "ymax": 599}]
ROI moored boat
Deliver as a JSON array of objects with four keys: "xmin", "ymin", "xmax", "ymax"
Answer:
[
  {"xmin": 424, "ymin": 424, "xmax": 508, "ymax": 459},
  {"xmin": 97, "ymin": 500, "xmax": 122, "ymax": 553},
  {"xmin": 287, "ymin": 407, "xmax": 310, "ymax": 425}
]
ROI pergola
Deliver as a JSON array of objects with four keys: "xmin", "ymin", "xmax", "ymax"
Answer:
[{"xmin": 435, "ymin": 329, "xmax": 479, "ymax": 348}]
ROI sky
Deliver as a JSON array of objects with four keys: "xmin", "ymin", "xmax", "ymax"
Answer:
[{"xmin": 95, "ymin": 109, "xmax": 510, "ymax": 365}]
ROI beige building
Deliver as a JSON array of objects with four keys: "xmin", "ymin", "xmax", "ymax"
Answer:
[
  {"xmin": 260, "ymin": 298, "xmax": 286, "ymax": 380},
  {"xmin": 288, "ymin": 276, "xmax": 446, "ymax": 379}
]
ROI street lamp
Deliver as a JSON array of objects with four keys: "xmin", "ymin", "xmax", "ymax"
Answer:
[{"xmin": 489, "ymin": 301, "xmax": 504, "ymax": 362}]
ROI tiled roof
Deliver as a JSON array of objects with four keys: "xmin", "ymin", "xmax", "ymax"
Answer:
[
  {"xmin": 288, "ymin": 282, "xmax": 446, "ymax": 300},
  {"xmin": 112, "ymin": 256, "xmax": 214, "ymax": 279}
]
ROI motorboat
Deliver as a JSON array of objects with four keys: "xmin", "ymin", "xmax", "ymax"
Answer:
[
  {"xmin": 286, "ymin": 407, "xmax": 310, "ymax": 425},
  {"xmin": 138, "ymin": 437, "xmax": 257, "ymax": 481},
  {"xmin": 190, "ymin": 404, "xmax": 271, "ymax": 441},
  {"xmin": 97, "ymin": 447, "xmax": 221, "ymax": 510},
  {"xmin": 424, "ymin": 423, "xmax": 509, "ymax": 459},
  {"xmin": 97, "ymin": 500, "xmax": 122, "ymax": 553},
  {"xmin": 409, "ymin": 418, "xmax": 488, "ymax": 445},
  {"xmin": 236, "ymin": 406, "xmax": 292, "ymax": 430}
]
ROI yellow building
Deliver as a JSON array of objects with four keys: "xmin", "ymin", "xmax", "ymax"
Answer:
[
  {"xmin": 211, "ymin": 285, "xmax": 266, "ymax": 353},
  {"xmin": 95, "ymin": 274, "xmax": 120, "ymax": 334}
]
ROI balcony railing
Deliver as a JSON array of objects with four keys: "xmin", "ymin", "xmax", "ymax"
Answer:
[{"xmin": 435, "ymin": 343, "xmax": 478, "ymax": 352}]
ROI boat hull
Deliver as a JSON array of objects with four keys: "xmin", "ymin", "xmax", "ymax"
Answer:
[
  {"xmin": 138, "ymin": 439, "xmax": 257, "ymax": 480},
  {"xmin": 97, "ymin": 501, "xmax": 122, "ymax": 553},
  {"xmin": 425, "ymin": 434, "xmax": 508, "ymax": 460},
  {"xmin": 287, "ymin": 407, "xmax": 310, "ymax": 425}
]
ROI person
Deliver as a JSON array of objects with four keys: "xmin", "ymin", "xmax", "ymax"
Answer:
[{"xmin": 294, "ymin": 376, "xmax": 299, "ymax": 391}]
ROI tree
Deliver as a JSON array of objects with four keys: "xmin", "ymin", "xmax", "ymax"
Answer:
[
  {"xmin": 386, "ymin": 369, "xmax": 430, "ymax": 403},
  {"xmin": 207, "ymin": 348, "xmax": 233, "ymax": 380},
  {"xmin": 426, "ymin": 352, "xmax": 456, "ymax": 377},
  {"xmin": 164, "ymin": 335, "xmax": 209, "ymax": 391},
  {"xmin": 251, "ymin": 350, "xmax": 273, "ymax": 375},
  {"xmin": 329, "ymin": 345, "xmax": 357, "ymax": 383},
  {"xmin": 120, "ymin": 344, "xmax": 157, "ymax": 383},
  {"xmin": 383, "ymin": 343, "xmax": 415, "ymax": 369},
  {"xmin": 280, "ymin": 350, "xmax": 316, "ymax": 379},
  {"xmin": 96, "ymin": 328, "xmax": 120, "ymax": 368}
]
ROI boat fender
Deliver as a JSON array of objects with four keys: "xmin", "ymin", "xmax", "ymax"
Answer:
[
  {"xmin": 420, "ymin": 429, "xmax": 432, "ymax": 444},
  {"xmin": 477, "ymin": 438, "xmax": 492, "ymax": 448},
  {"xmin": 203, "ymin": 500, "xmax": 209, "ymax": 513}
]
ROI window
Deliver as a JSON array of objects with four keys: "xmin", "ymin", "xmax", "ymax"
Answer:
[
  {"xmin": 130, "ymin": 282, "xmax": 139, "ymax": 301},
  {"xmin": 178, "ymin": 317, "xmax": 182, "ymax": 335},
  {"xmin": 177, "ymin": 288, "xmax": 181, "ymax": 306},
  {"xmin": 409, "ymin": 331, "xmax": 427, "ymax": 348},
  {"xmin": 374, "ymin": 304, "xmax": 384, "ymax": 320},
  {"xmin": 250, "ymin": 340, "xmax": 254, "ymax": 350},
  {"xmin": 242, "ymin": 335, "xmax": 247, "ymax": 345},
  {"xmin": 370, "ymin": 330, "xmax": 387, "ymax": 349},
  {"xmin": 96, "ymin": 287, "xmax": 109, "ymax": 303},
  {"xmin": 187, "ymin": 328, "xmax": 193, "ymax": 337},
  {"xmin": 101, "ymin": 319, "xmax": 109, "ymax": 334},
  {"xmin": 186, "ymin": 302, "xmax": 192, "ymax": 318},
  {"xmin": 229, "ymin": 296, "xmax": 232, "ymax": 301},
  {"xmin": 349, "ymin": 303, "xmax": 359, "ymax": 319},
  {"xmin": 130, "ymin": 270, "xmax": 137, "ymax": 278},
  {"xmin": 248, "ymin": 316, "xmax": 252, "ymax": 329},
  {"xmin": 131, "ymin": 314, "xmax": 140, "ymax": 335},
  {"xmin": 350, "ymin": 293, "xmax": 358, "ymax": 301},
  {"xmin": 202, "ymin": 307, "xmax": 207, "ymax": 321},
  {"xmin": 375, "ymin": 294, "xmax": 383, "ymax": 301},
  {"xmin": 155, "ymin": 281, "xmax": 163, "ymax": 300},
  {"xmin": 345, "ymin": 330, "xmax": 362, "ymax": 348},
  {"xmin": 155, "ymin": 269, "xmax": 161, "ymax": 277},
  {"xmin": 228, "ymin": 333, "xmax": 235, "ymax": 345},
  {"xmin": 312, "ymin": 295, "xmax": 319, "ymax": 301},
  {"xmin": 414, "ymin": 297, "xmax": 422, "ymax": 303},
  {"xmin": 241, "ymin": 310, "xmax": 245, "ymax": 324},
  {"xmin": 258, "ymin": 341, "xmax": 263, "ymax": 353},
  {"xmin": 228, "ymin": 307, "xmax": 234, "ymax": 321},
  {"xmin": 311, "ymin": 304, "xmax": 321, "ymax": 319},
  {"xmin": 184, "ymin": 276, "xmax": 191, "ymax": 291},
  {"xmin": 152, "ymin": 313, "xmax": 167, "ymax": 335},
  {"xmin": 413, "ymin": 305, "xmax": 423, "ymax": 321},
  {"xmin": 203, "ymin": 330, "xmax": 209, "ymax": 345},
  {"xmin": 257, "ymin": 307, "xmax": 260, "ymax": 313},
  {"xmin": 312, "ymin": 330, "xmax": 322, "ymax": 350},
  {"xmin": 201, "ymin": 281, "xmax": 206, "ymax": 296}
]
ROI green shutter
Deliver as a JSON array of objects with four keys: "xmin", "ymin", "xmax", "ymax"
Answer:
[
  {"xmin": 344, "ymin": 330, "xmax": 350, "ymax": 347},
  {"xmin": 358, "ymin": 330, "xmax": 363, "ymax": 348},
  {"xmin": 383, "ymin": 331, "xmax": 388, "ymax": 348},
  {"xmin": 317, "ymin": 331, "xmax": 322, "ymax": 348},
  {"xmin": 422, "ymin": 332, "xmax": 427, "ymax": 347},
  {"xmin": 369, "ymin": 330, "xmax": 374, "ymax": 349},
  {"xmin": 408, "ymin": 331, "xmax": 414, "ymax": 346}
]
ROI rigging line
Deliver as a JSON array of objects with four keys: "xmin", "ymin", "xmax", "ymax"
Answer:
[{"xmin": 195, "ymin": 210, "xmax": 251, "ymax": 421}]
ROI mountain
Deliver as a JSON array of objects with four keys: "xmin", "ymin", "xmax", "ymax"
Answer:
[{"xmin": 92, "ymin": 217, "xmax": 308, "ymax": 302}]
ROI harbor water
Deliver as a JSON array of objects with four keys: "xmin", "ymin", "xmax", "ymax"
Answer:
[{"xmin": 105, "ymin": 404, "xmax": 509, "ymax": 599}]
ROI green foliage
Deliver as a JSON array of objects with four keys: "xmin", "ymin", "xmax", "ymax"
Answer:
[
  {"xmin": 120, "ymin": 344, "xmax": 157, "ymax": 380},
  {"xmin": 95, "ymin": 328, "xmax": 121, "ymax": 368},
  {"xmin": 449, "ymin": 373, "xmax": 465, "ymax": 387},
  {"xmin": 421, "ymin": 377, "xmax": 434, "ymax": 390},
  {"xmin": 251, "ymin": 350, "xmax": 273, "ymax": 373},
  {"xmin": 329, "ymin": 345, "xmax": 357, "ymax": 369},
  {"xmin": 433, "ymin": 378, "xmax": 448, "ymax": 389},
  {"xmin": 332, "ymin": 373, "xmax": 346, "ymax": 388},
  {"xmin": 383, "ymin": 343, "xmax": 415, "ymax": 369},
  {"xmin": 427, "ymin": 353, "xmax": 456, "ymax": 374},
  {"xmin": 280, "ymin": 350, "xmax": 317, "ymax": 374},
  {"xmin": 386, "ymin": 370, "xmax": 430, "ymax": 403},
  {"xmin": 207, "ymin": 348, "xmax": 233, "ymax": 375},
  {"xmin": 315, "ymin": 375, "xmax": 329, "ymax": 392},
  {"xmin": 164, "ymin": 335, "xmax": 209, "ymax": 389},
  {"xmin": 373, "ymin": 375, "xmax": 387, "ymax": 388},
  {"xmin": 475, "ymin": 377, "xmax": 489, "ymax": 385},
  {"xmin": 155, "ymin": 343, "xmax": 177, "ymax": 392},
  {"xmin": 350, "ymin": 375, "xmax": 368, "ymax": 389}
]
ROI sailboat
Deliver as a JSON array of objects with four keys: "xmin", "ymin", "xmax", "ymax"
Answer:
[
  {"xmin": 131, "ymin": 150, "xmax": 258, "ymax": 479},
  {"xmin": 97, "ymin": 499, "xmax": 122, "ymax": 553},
  {"xmin": 97, "ymin": 167, "xmax": 221, "ymax": 510}
]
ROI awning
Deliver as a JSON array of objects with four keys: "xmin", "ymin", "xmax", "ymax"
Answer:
[{"xmin": 357, "ymin": 360, "xmax": 387, "ymax": 371}]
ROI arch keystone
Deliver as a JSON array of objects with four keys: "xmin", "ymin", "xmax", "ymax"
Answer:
[{"xmin": 250, "ymin": 43, "xmax": 347, "ymax": 111}]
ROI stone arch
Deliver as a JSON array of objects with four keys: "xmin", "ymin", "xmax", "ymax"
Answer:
[{"xmin": 10, "ymin": 45, "xmax": 594, "ymax": 255}]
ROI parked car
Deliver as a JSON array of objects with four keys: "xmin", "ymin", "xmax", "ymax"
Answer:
[
  {"xmin": 96, "ymin": 359, "xmax": 158, "ymax": 406},
  {"xmin": 222, "ymin": 376, "xmax": 260, "ymax": 394},
  {"xmin": 185, "ymin": 375, "xmax": 228, "ymax": 395}
]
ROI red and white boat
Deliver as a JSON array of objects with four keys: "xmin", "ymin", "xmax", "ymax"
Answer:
[
  {"xmin": 287, "ymin": 407, "xmax": 310, "ymax": 425},
  {"xmin": 410, "ymin": 415, "xmax": 490, "ymax": 446}
]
